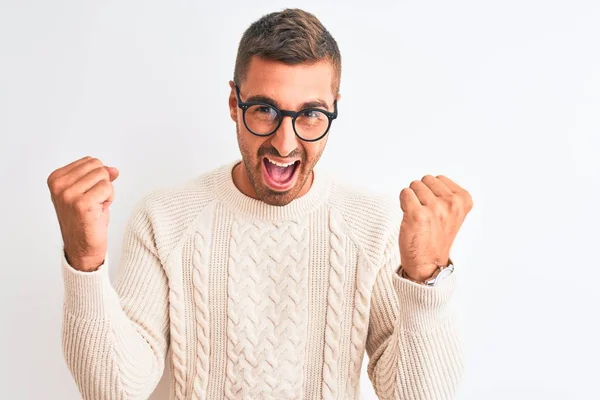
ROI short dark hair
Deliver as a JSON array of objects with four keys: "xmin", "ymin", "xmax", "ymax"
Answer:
[{"xmin": 233, "ymin": 8, "xmax": 342, "ymax": 95}]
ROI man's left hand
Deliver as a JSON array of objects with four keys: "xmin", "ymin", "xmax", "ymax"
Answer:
[{"xmin": 398, "ymin": 175, "xmax": 473, "ymax": 282}]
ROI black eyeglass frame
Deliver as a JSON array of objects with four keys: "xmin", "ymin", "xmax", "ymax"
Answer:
[{"xmin": 234, "ymin": 83, "xmax": 338, "ymax": 143}]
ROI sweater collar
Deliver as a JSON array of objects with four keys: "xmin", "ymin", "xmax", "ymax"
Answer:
[{"xmin": 214, "ymin": 159, "xmax": 332, "ymax": 221}]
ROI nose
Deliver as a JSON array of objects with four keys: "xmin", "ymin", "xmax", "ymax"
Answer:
[{"xmin": 270, "ymin": 116, "xmax": 299, "ymax": 157}]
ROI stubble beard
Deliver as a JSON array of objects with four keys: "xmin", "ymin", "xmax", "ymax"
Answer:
[{"xmin": 236, "ymin": 123, "xmax": 317, "ymax": 207}]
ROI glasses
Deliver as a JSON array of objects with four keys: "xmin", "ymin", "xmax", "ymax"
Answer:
[{"xmin": 234, "ymin": 83, "xmax": 338, "ymax": 142}]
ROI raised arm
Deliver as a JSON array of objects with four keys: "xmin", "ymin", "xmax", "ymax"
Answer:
[
  {"xmin": 366, "ymin": 234, "xmax": 463, "ymax": 399},
  {"xmin": 48, "ymin": 156, "xmax": 169, "ymax": 399},
  {"xmin": 367, "ymin": 173, "xmax": 472, "ymax": 399},
  {"xmin": 61, "ymin": 199, "xmax": 170, "ymax": 399}
]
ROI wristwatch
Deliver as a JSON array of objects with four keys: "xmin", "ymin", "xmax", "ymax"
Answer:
[{"xmin": 400, "ymin": 260, "xmax": 454, "ymax": 287}]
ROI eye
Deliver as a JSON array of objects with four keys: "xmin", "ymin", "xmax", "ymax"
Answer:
[
  {"xmin": 302, "ymin": 110, "xmax": 321, "ymax": 119},
  {"xmin": 247, "ymin": 104, "xmax": 278, "ymax": 123},
  {"xmin": 256, "ymin": 106, "xmax": 274, "ymax": 114}
]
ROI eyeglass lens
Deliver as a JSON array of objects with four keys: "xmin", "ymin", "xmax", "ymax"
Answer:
[{"xmin": 244, "ymin": 104, "xmax": 329, "ymax": 141}]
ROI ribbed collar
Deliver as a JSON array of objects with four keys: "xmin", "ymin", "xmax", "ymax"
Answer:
[{"xmin": 214, "ymin": 159, "xmax": 332, "ymax": 221}]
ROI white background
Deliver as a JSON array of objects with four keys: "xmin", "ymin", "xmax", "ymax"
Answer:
[{"xmin": 1, "ymin": 0, "xmax": 599, "ymax": 399}]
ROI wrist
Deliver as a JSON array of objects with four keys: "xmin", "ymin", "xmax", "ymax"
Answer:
[
  {"xmin": 64, "ymin": 250, "xmax": 105, "ymax": 272},
  {"xmin": 400, "ymin": 268, "xmax": 433, "ymax": 284},
  {"xmin": 399, "ymin": 259, "xmax": 454, "ymax": 286}
]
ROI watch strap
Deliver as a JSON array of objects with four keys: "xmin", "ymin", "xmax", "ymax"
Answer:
[{"xmin": 400, "ymin": 259, "xmax": 454, "ymax": 287}]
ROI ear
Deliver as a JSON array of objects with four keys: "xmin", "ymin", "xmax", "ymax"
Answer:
[{"xmin": 228, "ymin": 80, "xmax": 238, "ymax": 122}]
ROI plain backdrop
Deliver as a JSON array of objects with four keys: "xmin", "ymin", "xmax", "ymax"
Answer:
[{"xmin": 1, "ymin": 0, "xmax": 599, "ymax": 399}]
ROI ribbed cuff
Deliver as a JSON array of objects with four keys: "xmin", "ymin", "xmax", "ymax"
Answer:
[
  {"xmin": 61, "ymin": 249, "xmax": 119, "ymax": 320},
  {"xmin": 392, "ymin": 269, "xmax": 457, "ymax": 332}
]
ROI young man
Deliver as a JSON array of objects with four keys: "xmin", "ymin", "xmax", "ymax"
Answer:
[{"xmin": 49, "ymin": 8, "xmax": 472, "ymax": 400}]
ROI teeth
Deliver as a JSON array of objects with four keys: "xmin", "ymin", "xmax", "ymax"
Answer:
[{"xmin": 266, "ymin": 158, "xmax": 296, "ymax": 168}]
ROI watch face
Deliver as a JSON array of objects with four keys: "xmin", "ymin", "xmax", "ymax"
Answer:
[
  {"xmin": 439, "ymin": 268, "xmax": 453, "ymax": 279},
  {"xmin": 431, "ymin": 265, "xmax": 454, "ymax": 286}
]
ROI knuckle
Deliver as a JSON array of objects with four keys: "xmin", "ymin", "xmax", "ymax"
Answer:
[
  {"xmin": 96, "ymin": 180, "xmax": 113, "ymax": 198},
  {"xmin": 464, "ymin": 191, "xmax": 474, "ymax": 209},
  {"xmin": 434, "ymin": 205, "xmax": 445, "ymax": 219},
  {"xmin": 61, "ymin": 188, "xmax": 77, "ymax": 205},
  {"xmin": 448, "ymin": 195, "xmax": 463, "ymax": 211},
  {"xmin": 91, "ymin": 166, "xmax": 109, "ymax": 181},
  {"xmin": 439, "ymin": 192, "xmax": 453, "ymax": 203},
  {"xmin": 46, "ymin": 172, "xmax": 56, "ymax": 188},
  {"xmin": 413, "ymin": 205, "xmax": 430, "ymax": 218},
  {"xmin": 74, "ymin": 197, "xmax": 91, "ymax": 213},
  {"xmin": 413, "ymin": 209, "xmax": 428, "ymax": 223},
  {"xmin": 47, "ymin": 171, "xmax": 64, "ymax": 192},
  {"xmin": 409, "ymin": 180, "xmax": 420, "ymax": 189},
  {"xmin": 89, "ymin": 158, "xmax": 103, "ymax": 168},
  {"xmin": 53, "ymin": 177, "xmax": 67, "ymax": 194},
  {"xmin": 99, "ymin": 167, "xmax": 110, "ymax": 181},
  {"xmin": 100, "ymin": 180, "xmax": 113, "ymax": 191},
  {"xmin": 47, "ymin": 180, "xmax": 58, "ymax": 194}
]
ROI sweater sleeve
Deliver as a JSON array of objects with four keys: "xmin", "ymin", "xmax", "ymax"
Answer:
[
  {"xmin": 366, "ymin": 232, "xmax": 464, "ymax": 400},
  {"xmin": 61, "ymin": 201, "xmax": 170, "ymax": 399}
]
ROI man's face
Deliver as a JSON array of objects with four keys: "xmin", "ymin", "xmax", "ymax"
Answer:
[{"xmin": 228, "ymin": 56, "xmax": 338, "ymax": 206}]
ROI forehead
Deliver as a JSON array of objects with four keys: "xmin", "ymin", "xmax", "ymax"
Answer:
[{"xmin": 242, "ymin": 56, "xmax": 336, "ymax": 105}]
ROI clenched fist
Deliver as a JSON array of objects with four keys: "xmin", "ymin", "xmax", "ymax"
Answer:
[
  {"xmin": 47, "ymin": 156, "xmax": 120, "ymax": 272},
  {"xmin": 399, "ymin": 175, "xmax": 473, "ymax": 282}
]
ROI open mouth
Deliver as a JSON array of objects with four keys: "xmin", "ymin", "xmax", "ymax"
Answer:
[{"xmin": 262, "ymin": 157, "xmax": 301, "ymax": 191}]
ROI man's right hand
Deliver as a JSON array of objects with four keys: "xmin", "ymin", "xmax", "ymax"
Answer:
[{"xmin": 47, "ymin": 156, "xmax": 120, "ymax": 272}]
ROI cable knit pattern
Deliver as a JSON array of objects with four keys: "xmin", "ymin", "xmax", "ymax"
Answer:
[
  {"xmin": 322, "ymin": 209, "xmax": 346, "ymax": 400},
  {"xmin": 347, "ymin": 252, "xmax": 378, "ymax": 397},
  {"xmin": 167, "ymin": 246, "xmax": 188, "ymax": 400},
  {"xmin": 60, "ymin": 159, "xmax": 464, "ymax": 400},
  {"xmin": 225, "ymin": 216, "xmax": 310, "ymax": 399},
  {"xmin": 192, "ymin": 231, "xmax": 210, "ymax": 400}
]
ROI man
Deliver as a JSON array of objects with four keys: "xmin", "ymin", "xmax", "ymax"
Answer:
[{"xmin": 48, "ymin": 8, "xmax": 472, "ymax": 400}]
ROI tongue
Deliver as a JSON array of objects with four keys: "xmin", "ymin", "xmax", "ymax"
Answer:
[{"xmin": 266, "ymin": 161, "xmax": 295, "ymax": 183}]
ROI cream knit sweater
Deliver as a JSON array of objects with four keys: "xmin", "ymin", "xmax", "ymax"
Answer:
[{"xmin": 61, "ymin": 159, "xmax": 463, "ymax": 400}]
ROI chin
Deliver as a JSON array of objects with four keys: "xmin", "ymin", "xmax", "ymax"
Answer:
[
  {"xmin": 261, "ymin": 194, "xmax": 294, "ymax": 207},
  {"xmin": 255, "ymin": 166, "xmax": 309, "ymax": 207},
  {"xmin": 256, "ymin": 180, "xmax": 303, "ymax": 207}
]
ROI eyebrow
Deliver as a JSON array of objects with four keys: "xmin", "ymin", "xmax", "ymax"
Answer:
[{"xmin": 244, "ymin": 94, "xmax": 332, "ymax": 111}]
